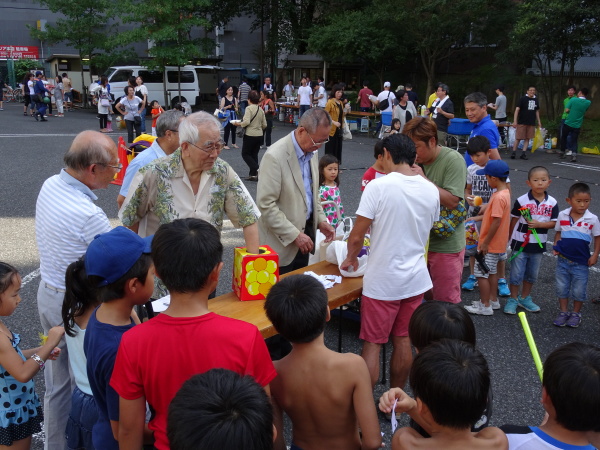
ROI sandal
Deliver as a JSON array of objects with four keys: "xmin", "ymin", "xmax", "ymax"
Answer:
[
  {"xmin": 223, "ymin": 146, "xmax": 230, "ymax": 150},
  {"xmin": 232, "ymin": 144, "xmax": 239, "ymax": 149}
]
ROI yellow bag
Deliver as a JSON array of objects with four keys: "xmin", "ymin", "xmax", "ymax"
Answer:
[
  {"xmin": 582, "ymin": 146, "xmax": 600, "ymax": 155},
  {"xmin": 531, "ymin": 127, "xmax": 545, "ymax": 153}
]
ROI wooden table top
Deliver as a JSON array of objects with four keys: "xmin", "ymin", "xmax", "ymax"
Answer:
[
  {"xmin": 346, "ymin": 111, "xmax": 381, "ymax": 118},
  {"xmin": 276, "ymin": 102, "xmax": 300, "ymax": 109},
  {"xmin": 208, "ymin": 261, "xmax": 363, "ymax": 338}
]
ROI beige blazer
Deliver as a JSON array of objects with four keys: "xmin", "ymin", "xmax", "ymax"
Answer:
[{"xmin": 257, "ymin": 133, "xmax": 327, "ymax": 265}]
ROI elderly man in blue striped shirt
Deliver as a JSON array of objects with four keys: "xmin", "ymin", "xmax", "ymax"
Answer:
[{"xmin": 35, "ymin": 130, "xmax": 117, "ymax": 449}]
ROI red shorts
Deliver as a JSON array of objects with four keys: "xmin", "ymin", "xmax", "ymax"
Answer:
[
  {"xmin": 359, "ymin": 294, "xmax": 424, "ymax": 344},
  {"xmin": 428, "ymin": 249, "xmax": 465, "ymax": 303}
]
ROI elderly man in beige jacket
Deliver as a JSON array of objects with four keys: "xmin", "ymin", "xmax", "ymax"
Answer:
[{"xmin": 257, "ymin": 108, "xmax": 335, "ymax": 274}]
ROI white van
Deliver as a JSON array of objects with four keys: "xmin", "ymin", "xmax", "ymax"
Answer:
[{"xmin": 103, "ymin": 65, "xmax": 201, "ymax": 109}]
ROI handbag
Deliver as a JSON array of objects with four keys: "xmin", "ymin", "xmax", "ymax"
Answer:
[
  {"xmin": 431, "ymin": 200, "xmax": 468, "ymax": 239},
  {"xmin": 378, "ymin": 92, "xmax": 391, "ymax": 111},
  {"xmin": 134, "ymin": 115, "xmax": 142, "ymax": 127},
  {"xmin": 236, "ymin": 107, "xmax": 260, "ymax": 138},
  {"xmin": 100, "ymin": 98, "xmax": 110, "ymax": 107}
]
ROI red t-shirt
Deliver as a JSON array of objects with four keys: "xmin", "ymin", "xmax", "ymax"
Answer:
[
  {"xmin": 151, "ymin": 107, "xmax": 163, "ymax": 127},
  {"xmin": 361, "ymin": 167, "xmax": 386, "ymax": 191},
  {"xmin": 358, "ymin": 88, "xmax": 374, "ymax": 108},
  {"xmin": 110, "ymin": 312, "xmax": 277, "ymax": 450}
]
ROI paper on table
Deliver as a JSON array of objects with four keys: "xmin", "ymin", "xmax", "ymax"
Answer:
[
  {"xmin": 303, "ymin": 271, "xmax": 341, "ymax": 289},
  {"xmin": 151, "ymin": 295, "xmax": 170, "ymax": 313}
]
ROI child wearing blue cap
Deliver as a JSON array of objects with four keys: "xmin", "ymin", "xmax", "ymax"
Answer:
[
  {"xmin": 83, "ymin": 226, "xmax": 155, "ymax": 449},
  {"xmin": 465, "ymin": 159, "xmax": 511, "ymax": 316}
]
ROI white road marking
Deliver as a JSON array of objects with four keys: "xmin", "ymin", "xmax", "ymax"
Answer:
[
  {"xmin": 553, "ymin": 162, "xmax": 600, "ymax": 172},
  {"xmin": 20, "ymin": 268, "xmax": 40, "ymax": 286}
]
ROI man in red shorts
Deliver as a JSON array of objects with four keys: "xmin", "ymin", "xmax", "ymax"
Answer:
[
  {"xmin": 403, "ymin": 117, "xmax": 468, "ymax": 305},
  {"xmin": 341, "ymin": 134, "xmax": 439, "ymax": 390},
  {"xmin": 511, "ymin": 85, "xmax": 542, "ymax": 160}
]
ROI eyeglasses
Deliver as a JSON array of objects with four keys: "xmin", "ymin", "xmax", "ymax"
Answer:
[
  {"xmin": 187, "ymin": 140, "xmax": 225, "ymax": 155},
  {"xmin": 94, "ymin": 162, "xmax": 123, "ymax": 171},
  {"xmin": 307, "ymin": 132, "xmax": 329, "ymax": 147}
]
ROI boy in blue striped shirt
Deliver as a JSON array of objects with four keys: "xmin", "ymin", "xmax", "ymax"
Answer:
[{"xmin": 552, "ymin": 182, "xmax": 600, "ymax": 327}]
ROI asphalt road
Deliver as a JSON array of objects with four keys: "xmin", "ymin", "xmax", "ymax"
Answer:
[{"xmin": 0, "ymin": 102, "xmax": 599, "ymax": 448}]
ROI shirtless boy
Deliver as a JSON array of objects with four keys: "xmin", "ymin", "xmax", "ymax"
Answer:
[
  {"xmin": 379, "ymin": 339, "xmax": 507, "ymax": 450},
  {"xmin": 265, "ymin": 274, "xmax": 382, "ymax": 450}
]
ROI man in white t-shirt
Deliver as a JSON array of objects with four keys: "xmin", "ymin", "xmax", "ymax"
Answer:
[
  {"xmin": 373, "ymin": 81, "xmax": 396, "ymax": 112},
  {"xmin": 297, "ymin": 78, "xmax": 313, "ymax": 117},
  {"xmin": 341, "ymin": 134, "xmax": 440, "ymax": 390},
  {"xmin": 312, "ymin": 82, "xmax": 327, "ymax": 108}
]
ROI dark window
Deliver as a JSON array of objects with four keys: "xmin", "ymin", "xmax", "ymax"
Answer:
[
  {"xmin": 167, "ymin": 70, "xmax": 194, "ymax": 83},
  {"xmin": 110, "ymin": 70, "xmax": 132, "ymax": 83},
  {"xmin": 138, "ymin": 70, "xmax": 163, "ymax": 83}
]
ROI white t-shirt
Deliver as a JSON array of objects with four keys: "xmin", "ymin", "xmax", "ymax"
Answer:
[
  {"xmin": 315, "ymin": 86, "xmax": 327, "ymax": 107},
  {"xmin": 298, "ymin": 86, "xmax": 312, "ymax": 106},
  {"xmin": 357, "ymin": 172, "xmax": 440, "ymax": 300},
  {"xmin": 377, "ymin": 90, "xmax": 396, "ymax": 112},
  {"xmin": 504, "ymin": 426, "xmax": 595, "ymax": 450},
  {"xmin": 28, "ymin": 80, "xmax": 35, "ymax": 95},
  {"xmin": 135, "ymin": 84, "xmax": 148, "ymax": 103}
]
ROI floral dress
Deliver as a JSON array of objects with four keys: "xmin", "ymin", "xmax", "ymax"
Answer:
[
  {"xmin": 319, "ymin": 183, "xmax": 345, "ymax": 227},
  {"xmin": 0, "ymin": 332, "xmax": 43, "ymax": 446}
]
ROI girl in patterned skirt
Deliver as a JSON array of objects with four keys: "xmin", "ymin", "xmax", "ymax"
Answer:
[{"xmin": 0, "ymin": 263, "xmax": 64, "ymax": 448}]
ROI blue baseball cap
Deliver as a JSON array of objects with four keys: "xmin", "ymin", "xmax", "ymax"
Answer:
[
  {"xmin": 35, "ymin": 71, "xmax": 42, "ymax": 77},
  {"xmin": 476, "ymin": 159, "xmax": 510, "ymax": 178},
  {"xmin": 85, "ymin": 227, "xmax": 153, "ymax": 286}
]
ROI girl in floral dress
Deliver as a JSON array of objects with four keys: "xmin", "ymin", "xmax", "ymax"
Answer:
[{"xmin": 318, "ymin": 154, "xmax": 345, "ymax": 228}]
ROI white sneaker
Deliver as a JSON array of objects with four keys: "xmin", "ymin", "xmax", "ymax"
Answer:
[
  {"xmin": 490, "ymin": 300, "xmax": 501, "ymax": 310},
  {"xmin": 565, "ymin": 150, "xmax": 572, "ymax": 156},
  {"xmin": 465, "ymin": 301, "xmax": 493, "ymax": 316}
]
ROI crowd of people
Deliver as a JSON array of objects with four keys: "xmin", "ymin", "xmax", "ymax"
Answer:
[{"xmin": 0, "ymin": 76, "xmax": 599, "ymax": 450}]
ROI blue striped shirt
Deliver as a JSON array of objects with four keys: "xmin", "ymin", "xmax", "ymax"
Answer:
[
  {"xmin": 554, "ymin": 208, "xmax": 600, "ymax": 265},
  {"xmin": 35, "ymin": 169, "xmax": 112, "ymax": 289}
]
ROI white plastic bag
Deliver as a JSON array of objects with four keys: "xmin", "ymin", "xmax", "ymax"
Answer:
[
  {"xmin": 325, "ymin": 240, "xmax": 367, "ymax": 277},
  {"xmin": 342, "ymin": 118, "xmax": 352, "ymax": 140},
  {"xmin": 308, "ymin": 230, "xmax": 331, "ymax": 265}
]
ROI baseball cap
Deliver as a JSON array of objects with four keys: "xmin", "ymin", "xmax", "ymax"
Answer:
[
  {"xmin": 476, "ymin": 159, "xmax": 510, "ymax": 178},
  {"xmin": 85, "ymin": 227, "xmax": 153, "ymax": 286},
  {"xmin": 384, "ymin": 81, "xmax": 391, "ymax": 88},
  {"xmin": 35, "ymin": 71, "xmax": 42, "ymax": 77}
]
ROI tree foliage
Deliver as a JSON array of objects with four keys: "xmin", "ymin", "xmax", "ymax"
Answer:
[
  {"xmin": 29, "ymin": 0, "xmax": 118, "ymax": 104},
  {"xmin": 307, "ymin": 6, "xmax": 407, "ymax": 86},
  {"xmin": 504, "ymin": 0, "xmax": 600, "ymax": 120}
]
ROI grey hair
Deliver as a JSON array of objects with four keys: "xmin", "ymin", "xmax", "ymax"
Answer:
[
  {"xmin": 464, "ymin": 92, "xmax": 487, "ymax": 108},
  {"xmin": 63, "ymin": 131, "xmax": 113, "ymax": 171},
  {"xmin": 439, "ymin": 83, "xmax": 450, "ymax": 94},
  {"xmin": 178, "ymin": 111, "xmax": 222, "ymax": 146},
  {"xmin": 298, "ymin": 108, "xmax": 332, "ymax": 134},
  {"xmin": 156, "ymin": 110, "xmax": 184, "ymax": 138}
]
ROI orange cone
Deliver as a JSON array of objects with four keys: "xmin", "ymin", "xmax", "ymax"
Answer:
[{"xmin": 111, "ymin": 136, "xmax": 129, "ymax": 186}]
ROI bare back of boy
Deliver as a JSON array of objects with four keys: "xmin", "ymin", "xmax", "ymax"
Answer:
[
  {"xmin": 272, "ymin": 345, "xmax": 381, "ymax": 450},
  {"xmin": 393, "ymin": 426, "xmax": 507, "ymax": 450}
]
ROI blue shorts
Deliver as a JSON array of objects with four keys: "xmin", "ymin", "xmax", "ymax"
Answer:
[
  {"xmin": 509, "ymin": 251, "xmax": 543, "ymax": 285},
  {"xmin": 65, "ymin": 386, "xmax": 98, "ymax": 450},
  {"xmin": 556, "ymin": 255, "xmax": 589, "ymax": 302}
]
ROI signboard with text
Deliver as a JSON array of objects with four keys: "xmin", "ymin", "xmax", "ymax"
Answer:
[{"xmin": 0, "ymin": 46, "xmax": 39, "ymax": 60}]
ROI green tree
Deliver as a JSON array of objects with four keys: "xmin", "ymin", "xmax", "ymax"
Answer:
[
  {"xmin": 29, "ymin": 0, "xmax": 118, "ymax": 106},
  {"xmin": 389, "ymin": 0, "xmax": 511, "ymax": 96},
  {"xmin": 307, "ymin": 7, "xmax": 406, "ymax": 87},
  {"xmin": 120, "ymin": 0, "xmax": 238, "ymax": 106},
  {"xmin": 14, "ymin": 58, "xmax": 39, "ymax": 83},
  {"xmin": 504, "ymin": 0, "xmax": 600, "ymax": 120}
]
